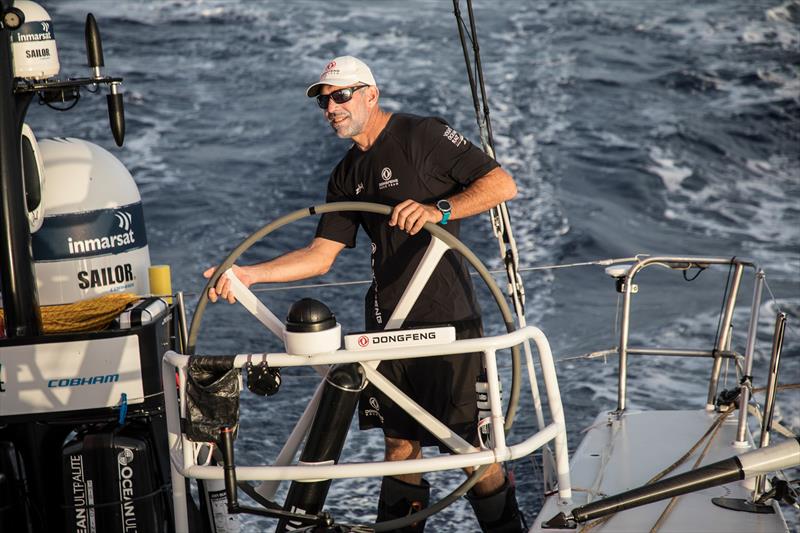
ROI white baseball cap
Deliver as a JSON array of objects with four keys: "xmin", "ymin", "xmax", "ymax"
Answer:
[{"xmin": 306, "ymin": 56, "xmax": 377, "ymax": 97}]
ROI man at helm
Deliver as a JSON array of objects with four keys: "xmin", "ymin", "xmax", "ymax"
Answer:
[{"xmin": 206, "ymin": 56, "xmax": 521, "ymax": 532}]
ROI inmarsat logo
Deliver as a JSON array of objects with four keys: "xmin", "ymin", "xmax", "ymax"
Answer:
[
  {"xmin": 358, "ymin": 335, "xmax": 369, "ymax": 347},
  {"xmin": 32, "ymin": 203, "xmax": 147, "ymax": 263},
  {"xmin": 14, "ymin": 22, "xmax": 54, "ymax": 42},
  {"xmin": 67, "ymin": 210, "xmax": 136, "ymax": 255},
  {"xmin": 115, "ymin": 210, "xmax": 133, "ymax": 231},
  {"xmin": 378, "ymin": 167, "xmax": 398, "ymax": 190}
]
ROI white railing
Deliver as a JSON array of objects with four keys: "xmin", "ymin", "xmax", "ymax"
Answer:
[{"xmin": 162, "ymin": 326, "xmax": 570, "ymax": 532}]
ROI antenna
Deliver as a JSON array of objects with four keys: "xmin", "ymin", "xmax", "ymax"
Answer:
[
  {"xmin": 84, "ymin": 13, "xmax": 125, "ymax": 146},
  {"xmin": 84, "ymin": 13, "xmax": 104, "ymax": 78},
  {"xmin": 107, "ymin": 83, "xmax": 125, "ymax": 147}
]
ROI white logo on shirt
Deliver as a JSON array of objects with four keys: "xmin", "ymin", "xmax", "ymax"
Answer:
[
  {"xmin": 378, "ymin": 167, "xmax": 399, "ymax": 190},
  {"xmin": 443, "ymin": 126, "xmax": 467, "ymax": 147},
  {"xmin": 356, "ymin": 182, "xmax": 364, "ymax": 195},
  {"xmin": 364, "ymin": 396, "xmax": 384, "ymax": 422}
]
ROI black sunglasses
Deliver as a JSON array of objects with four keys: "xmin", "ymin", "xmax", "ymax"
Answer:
[{"xmin": 316, "ymin": 85, "xmax": 368, "ymax": 109}]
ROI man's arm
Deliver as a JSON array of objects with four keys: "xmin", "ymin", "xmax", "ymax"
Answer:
[
  {"xmin": 389, "ymin": 166, "xmax": 517, "ymax": 235},
  {"xmin": 204, "ymin": 237, "xmax": 346, "ymax": 303}
]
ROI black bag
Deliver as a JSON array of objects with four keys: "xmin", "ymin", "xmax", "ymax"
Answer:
[{"xmin": 185, "ymin": 356, "xmax": 240, "ymax": 444}]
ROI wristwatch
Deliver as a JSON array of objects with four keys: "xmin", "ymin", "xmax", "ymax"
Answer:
[{"xmin": 436, "ymin": 199, "xmax": 452, "ymax": 225}]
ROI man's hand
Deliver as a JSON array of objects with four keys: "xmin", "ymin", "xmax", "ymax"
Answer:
[
  {"xmin": 389, "ymin": 199, "xmax": 442, "ymax": 235},
  {"xmin": 203, "ymin": 264, "xmax": 255, "ymax": 304}
]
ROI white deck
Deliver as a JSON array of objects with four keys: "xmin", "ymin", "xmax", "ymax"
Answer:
[{"xmin": 530, "ymin": 409, "xmax": 789, "ymax": 532}]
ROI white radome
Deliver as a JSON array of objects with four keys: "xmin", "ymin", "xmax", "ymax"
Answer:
[{"xmin": 10, "ymin": 1, "xmax": 60, "ymax": 80}]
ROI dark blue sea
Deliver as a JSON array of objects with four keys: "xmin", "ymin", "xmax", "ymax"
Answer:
[{"xmin": 29, "ymin": 1, "xmax": 799, "ymax": 530}]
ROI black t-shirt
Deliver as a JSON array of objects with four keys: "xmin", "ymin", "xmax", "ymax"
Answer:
[{"xmin": 315, "ymin": 113, "xmax": 499, "ymax": 327}]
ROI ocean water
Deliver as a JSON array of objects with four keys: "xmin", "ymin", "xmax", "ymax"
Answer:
[{"xmin": 27, "ymin": 0, "xmax": 800, "ymax": 530}]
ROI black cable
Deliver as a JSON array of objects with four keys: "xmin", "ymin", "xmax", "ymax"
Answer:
[
  {"xmin": 457, "ymin": 13, "xmax": 476, "ymax": 48},
  {"xmin": 453, "ymin": 0, "xmax": 483, "ymax": 136},
  {"xmin": 40, "ymin": 91, "xmax": 80, "ymax": 111},
  {"xmin": 466, "ymin": 0, "xmax": 496, "ymax": 154},
  {"xmin": 237, "ymin": 481, "xmax": 283, "ymax": 511},
  {"xmin": 682, "ymin": 265, "xmax": 706, "ymax": 282}
]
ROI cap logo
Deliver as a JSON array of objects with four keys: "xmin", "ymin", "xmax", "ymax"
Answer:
[{"xmin": 320, "ymin": 61, "xmax": 341, "ymax": 81}]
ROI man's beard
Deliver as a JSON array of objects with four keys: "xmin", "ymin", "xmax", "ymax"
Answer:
[{"xmin": 328, "ymin": 111, "xmax": 361, "ymax": 138}]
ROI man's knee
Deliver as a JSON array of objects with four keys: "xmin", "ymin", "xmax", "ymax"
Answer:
[
  {"xmin": 471, "ymin": 463, "xmax": 506, "ymax": 497},
  {"xmin": 385, "ymin": 437, "xmax": 421, "ymax": 462}
]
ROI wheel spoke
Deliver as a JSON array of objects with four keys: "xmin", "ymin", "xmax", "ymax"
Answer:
[
  {"xmin": 224, "ymin": 268, "xmax": 286, "ymax": 340},
  {"xmin": 361, "ymin": 364, "xmax": 477, "ymax": 454},
  {"xmin": 385, "ymin": 235, "xmax": 451, "ymax": 330}
]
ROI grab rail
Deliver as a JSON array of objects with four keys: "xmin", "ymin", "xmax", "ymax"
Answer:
[{"xmin": 613, "ymin": 256, "xmax": 757, "ymax": 413}]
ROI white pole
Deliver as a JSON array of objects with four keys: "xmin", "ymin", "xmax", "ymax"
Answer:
[
  {"xmin": 483, "ymin": 348, "xmax": 508, "ymax": 454},
  {"xmin": 532, "ymin": 330, "xmax": 572, "ymax": 501}
]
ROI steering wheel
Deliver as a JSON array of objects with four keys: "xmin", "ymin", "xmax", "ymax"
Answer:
[
  {"xmin": 187, "ymin": 201, "xmax": 521, "ymax": 431},
  {"xmin": 185, "ymin": 201, "xmax": 525, "ymax": 530}
]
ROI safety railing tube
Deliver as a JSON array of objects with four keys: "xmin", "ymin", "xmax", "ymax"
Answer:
[
  {"xmin": 706, "ymin": 262, "xmax": 745, "ymax": 409},
  {"xmin": 483, "ymin": 348, "xmax": 508, "ymax": 455},
  {"xmin": 755, "ymin": 311, "xmax": 787, "ymax": 495},
  {"xmin": 533, "ymin": 326, "xmax": 572, "ymax": 501},
  {"xmin": 179, "ymin": 426, "xmax": 560, "ymax": 481},
  {"xmin": 162, "ymin": 326, "xmax": 573, "ymax": 504},
  {"xmin": 161, "ymin": 356, "xmax": 191, "ymax": 533},
  {"xmin": 617, "ymin": 269, "xmax": 635, "ymax": 413},
  {"xmin": 735, "ymin": 270, "xmax": 765, "ymax": 446}
]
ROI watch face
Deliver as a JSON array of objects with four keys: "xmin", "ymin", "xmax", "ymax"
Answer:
[{"xmin": 437, "ymin": 200, "xmax": 451, "ymax": 212}]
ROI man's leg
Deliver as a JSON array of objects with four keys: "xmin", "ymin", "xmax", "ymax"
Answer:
[
  {"xmin": 465, "ymin": 463, "xmax": 524, "ymax": 532},
  {"xmin": 384, "ymin": 437, "xmax": 423, "ymax": 483},
  {"xmin": 470, "ymin": 463, "xmax": 505, "ymax": 496},
  {"xmin": 377, "ymin": 437, "xmax": 430, "ymax": 532}
]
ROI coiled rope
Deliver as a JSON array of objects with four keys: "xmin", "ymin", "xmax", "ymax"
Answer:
[{"xmin": 0, "ymin": 292, "xmax": 140, "ymax": 334}]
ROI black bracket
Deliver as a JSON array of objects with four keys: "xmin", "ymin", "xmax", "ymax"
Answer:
[{"xmin": 541, "ymin": 511, "xmax": 577, "ymax": 529}]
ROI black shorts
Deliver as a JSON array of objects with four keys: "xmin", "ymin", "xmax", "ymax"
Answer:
[{"xmin": 358, "ymin": 318, "xmax": 483, "ymax": 452}]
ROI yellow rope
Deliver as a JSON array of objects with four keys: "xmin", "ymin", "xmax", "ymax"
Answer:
[{"xmin": 0, "ymin": 293, "xmax": 142, "ymax": 334}]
